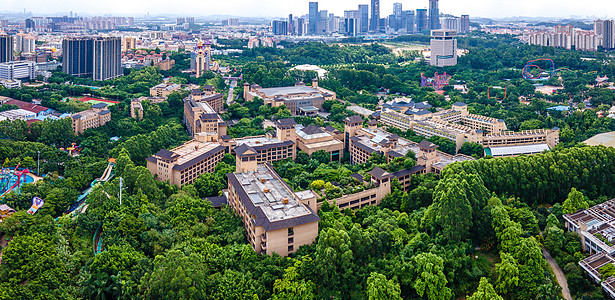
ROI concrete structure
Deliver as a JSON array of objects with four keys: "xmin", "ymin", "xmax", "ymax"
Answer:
[
  {"xmin": 121, "ymin": 36, "xmax": 136, "ymax": 52},
  {"xmin": 317, "ymin": 166, "xmax": 393, "ymax": 211},
  {"xmin": 63, "ymin": 36, "xmax": 122, "ymax": 81},
  {"xmin": 93, "ymin": 37, "xmax": 122, "ymax": 81},
  {"xmin": 227, "ymin": 163, "xmax": 319, "ymax": 256},
  {"xmin": 459, "ymin": 15, "xmax": 470, "ymax": 34},
  {"xmin": 430, "ymin": 29, "xmax": 457, "ymax": 67},
  {"xmin": 0, "ymin": 34, "xmax": 13, "ymax": 63},
  {"xmin": 190, "ymin": 88, "xmax": 224, "ymax": 113},
  {"xmin": 243, "ymin": 80, "xmax": 335, "ymax": 115},
  {"xmin": 184, "ymin": 97, "xmax": 227, "ymax": 142},
  {"xmin": 70, "ymin": 103, "xmax": 111, "ymax": 134},
  {"xmin": 370, "ymin": 0, "xmax": 380, "ymax": 32},
  {"xmin": 0, "ymin": 109, "xmax": 36, "ymax": 121},
  {"xmin": 192, "ymin": 40, "xmax": 211, "ymax": 78},
  {"xmin": 565, "ymin": 199, "xmax": 615, "ymax": 298},
  {"xmin": 146, "ymin": 140, "xmax": 225, "ymax": 187},
  {"xmin": 428, "ymin": 0, "xmax": 440, "ymax": 30},
  {"xmin": 379, "ymin": 102, "xmax": 558, "ymax": 153},
  {"xmin": 525, "ymin": 25, "xmax": 601, "ymax": 52},
  {"xmin": 14, "ymin": 33, "xmax": 36, "ymax": 54},
  {"xmin": 0, "ymin": 61, "xmax": 36, "ymax": 81},
  {"xmin": 295, "ymin": 124, "xmax": 344, "ymax": 161},
  {"xmin": 149, "ymin": 83, "xmax": 181, "ymax": 98}
]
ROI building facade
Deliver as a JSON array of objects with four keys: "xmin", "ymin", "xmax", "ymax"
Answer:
[
  {"xmin": 146, "ymin": 140, "xmax": 225, "ymax": 187},
  {"xmin": 71, "ymin": 103, "xmax": 111, "ymax": 134},
  {"xmin": 184, "ymin": 97, "xmax": 227, "ymax": 142},
  {"xmin": 430, "ymin": 29, "xmax": 457, "ymax": 67},
  {"xmin": 243, "ymin": 80, "xmax": 335, "ymax": 115},
  {"xmin": 93, "ymin": 37, "xmax": 122, "ymax": 81},
  {"xmin": 0, "ymin": 61, "xmax": 36, "ymax": 81},
  {"xmin": 0, "ymin": 34, "xmax": 13, "ymax": 63}
]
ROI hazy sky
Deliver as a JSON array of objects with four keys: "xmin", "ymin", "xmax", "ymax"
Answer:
[{"xmin": 3, "ymin": 0, "xmax": 615, "ymax": 19}]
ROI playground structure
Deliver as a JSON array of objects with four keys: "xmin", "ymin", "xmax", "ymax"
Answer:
[
  {"xmin": 0, "ymin": 164, "xmax": 31, "ymax": 198},
  {"xmin": 27, "ymin": 197, "xmax": 44, "ymax": 215},
  {"xmin": 59, "ymin": 143, "xmax": 81, "ymax": 157},
  {"xmin": 93, "ymin": 225, "xmax": 103, "ymax": 254},
  {"xmin": 522, "ymin": 59, "xmax": 574, "ymax": 81},
  {"xmin": 421, "ymin": 72, "xmax": 450, "ymax": 90}
]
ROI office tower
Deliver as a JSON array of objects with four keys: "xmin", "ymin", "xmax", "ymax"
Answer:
[
  {"xmin": 288, "ymin": 14, "xmax": 294, "ymax": 35},
  {"xmin": 393, "ymin": 3, "xmax": 402, "ymax": 16},
  {"xmin": 319, "ymin": 10, "xmax": 329, "ymax": 34},
  {"xmin": 0, "ymin": 34, "xmax": 13, "ymax": 63},
  {"xmin": 402, "ymin": 11, "xmax": 415, "ymax": 34},
  {"xmin": 416, "ymin": 9, "xmax": 428, "ymax": 33},
  {"xmin": 595, "ymin": 19, "xmax": 604, "ymax": 36},
  {"xmin": 92, "ymin": 37, "xmax": 122, "ymax": 81},
  {"xmin": 309, "ymin": 2, "xmax": 319, "ymax": 34},
  {"xmin": 62, "ymin": 37, "xmax": 93, "ymax": 77},
  {"xmin": 344, "ymin": 10, "xmax": 359, "ymax": 36},
  {"xmin": 460, "ymin": 15, "xmax": 470, "ymax": 34},
  {"xmin": 430, "ymin": 29, "xmax": 457, "ymax": 67},
  {"xmin": 358, "ymin": 5, "xmax": 369, "ymax": 33},
  {"xmin": 272, "ymin": 20, "xmax": 288, "ymax": 35},
  {"xmin": 296, "ymin": 18, "xmax": 305, "ymax": 35},
  {"xmin": 329, "ymin": 13, "xmax": 337, "ymax": 33},
  {"xmin": 603, "ymin": 20, "xmax": 614, "ymax": 50},
  {"xmin": 370, "ymin": 0, "xmax": 380, "ymax": 32},
  {"xmin": 429, "ymin": 0, "xmax": 440, "ymax": 30}
]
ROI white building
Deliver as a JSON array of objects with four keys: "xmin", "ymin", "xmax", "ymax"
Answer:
[
  {"xmin": 14, "ymin": 34, "xmax": 36, "ymax": 54},
  {"xmin": 0, "ymin": 109, "xmax": 36, "ymax": 121},
  {"xmin": 430, "ymin": 29, "xmax": 457, "ymax": 67},
  {"xmin": 0, "ymin": 61, "xmax": 36, "ymax": 81}
]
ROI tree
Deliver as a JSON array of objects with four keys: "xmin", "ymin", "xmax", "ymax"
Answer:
[
  {"xmin": 425, "ymin": 177, "xmax": 473, "ymax": 243},
  {"xmin": 311, "ymin": 150, "xmax": 330, "ymax": 164},
  {"xmin": 413, "ymin": 253, "xmax": 452, "ymax": 300},
  {"xmin": 494, "ymin": 252, "xmax": 519, "ymax": 296},
  {"xmin": 366, "ymin": 272, "xmax": 402, "ymax": 300},
  {"xmin": 562, "ymin": 188, "xmax": 588, "ymax": 214},
  {"xmin": 467, "ymin": 277, "xmax": 503, "ymax": 300},
  {"xmin": 272, "ymin": 261, "xmax": 316, "ymax": 300}
]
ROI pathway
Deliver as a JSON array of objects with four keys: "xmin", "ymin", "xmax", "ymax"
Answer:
[
  {"xmin": 542, "ymin": 247, "xmax": 572, "ymax": 300},
  {"xmin": 227, "ymin": 80, "xmax": 237, "ymax": 105}
]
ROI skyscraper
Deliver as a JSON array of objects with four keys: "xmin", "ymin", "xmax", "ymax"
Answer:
[
  {"xmin": 63, "ymin": 37, "xmax": 94, "ymax": 77},
  {"xmin": 460, "ymin": 15, "xmax": 470, "ymax": 34},
  {"xmin": 370, "ymin": 0, "xmax": 380, "ymax": 32},
  {"xmin": 344, "ymin": 10, "xmax": 359, "ymax": 36},
  {"xmin": 92, "ymin": 37, "xmax": 122, "ymax": 81},
  {"xmin": 0, "ymin": 34, "xmax": 13, "ymax": 63},
  {"xmin": 309, "ymin": 2, "xmax": 319, "ymax": 34},
  {"xmin": 393, "ymin": 3, "xmax": 403, "ymax": 17},
  {"xmin": 402, "ymin": 11, "xmax": 415, "ymax": 34},
  {"xmin": 595, "ymin": 19, "xmax": 604, "ymax": 36},
  {"xmin": 429, "ymin": 0, "xmax": 440, "ymax": 30},
  {"xmin": 416, "ymin": 9, "xmax": 428, "ymax": 33},
  {"xmin": 603, "ymin": 20, "xmax": 614, "ymax": 50},
  {"xmin": 272, "ymin": 20, "xmax": 288, "ymax": 35},
  {"xmin": 358, "ymin": 5, "xmax": 369, "ymax": 33},
  {"xmin": 288, "ymin": 14, "xmax": 294, "ymax": 35}
]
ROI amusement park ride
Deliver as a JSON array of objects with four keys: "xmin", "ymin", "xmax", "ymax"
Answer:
[
  {"xmin": 0, "ymin": 163, "xmax": 30, "ymax": 198},
  {"xmin": 421, "ymin": 72, "xmax": 450, "ymax": 90},
  {"xmin": 522, "ymin": 58, "xmax": 572, "ymax": 80}
]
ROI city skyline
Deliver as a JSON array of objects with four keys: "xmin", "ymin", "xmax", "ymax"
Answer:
[{"xmin": 1, "ymin": 0, "xmax": 615, "ymax": 19}]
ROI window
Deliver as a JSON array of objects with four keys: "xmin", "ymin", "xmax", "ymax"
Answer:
[
  {"xmin": 288, "ymin": 245, "xmax": 294, "ymax": 252},
  {"xmin": 288, "ymin": 227, "xmax": 294, "ymax": 236},
  {"xmin": 288, "ymin": 237, "xmax": 294, "ymax": 244}
]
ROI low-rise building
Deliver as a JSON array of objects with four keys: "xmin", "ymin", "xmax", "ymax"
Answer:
[
  {"xmin": 184, "ymin": 97, "xmax": 227, "ymax": 142},
  {"xmin": 243, "ymin": 79, "xmax": 335, "ymax": 115},
  {"xmin": 0, "ymin": 60, "xmax": 36, "ymax": 81},
  {"xmin": 295, "ymin": 124, "xmax": 344, "ymax": 161},
  {"xmin": 190, "ymin": 88, "xmax": 224, "ymax": 113},
  {"xmin": 149, "ymin": 82, "xmax": 181, "ymax": 98},
  {"xmin": 565, "ymin": 199, "xmax": 615, "ymax": 298},
  {"xmin": 0, "ymin": 109, "xmax": 36, "ymax": 121},
  {"xmin": 146, "ymin": 140, "xmax": 226, "ymax": 187},
  {"xmin": 130, "ymin": 96, "xmax": 166, "ymax": 121},
  {"xmin": 227, "ymin": 162, "xmax": 319, "ymax": 256},
  {"xmin": 70, "ymin": 103, "xmax": 111, "ymax": 134}
]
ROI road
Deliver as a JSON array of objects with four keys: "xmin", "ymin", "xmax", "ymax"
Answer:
[
  {"xmin": 227, "ymin": 80, "xmax": 237, "ymax": 105},
  {"xmin": 542, "ymin": 247, "xmax": 572, "ymax": 300}
]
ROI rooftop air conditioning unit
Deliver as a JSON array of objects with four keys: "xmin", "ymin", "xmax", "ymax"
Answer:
[{"xmin": 282, "ymin": 198, "xmax": 289, "ymax": 204}]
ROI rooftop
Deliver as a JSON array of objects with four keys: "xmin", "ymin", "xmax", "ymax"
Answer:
[
  {"xmin": 254, "ymin": 85, "xmax": 320, "ymax": 98},
  {"xmin": 153, "ymin": 140, "xmax": 225, "ymax": 170},
  {"xmin": 486, "ymin": 143, "xmax": 550, "ymax": 157},
  {"xmin": 229, "ymin": 164, "xmax": 319, "ymax": 230}
]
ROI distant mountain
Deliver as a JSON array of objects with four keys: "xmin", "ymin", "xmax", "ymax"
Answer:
[{"xmin": 528, "ymin": 20, "xmax": 593, "ymax": 30}]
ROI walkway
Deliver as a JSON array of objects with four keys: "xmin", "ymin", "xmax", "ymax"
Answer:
[
  {"xmin": 227, "ymin": 79, "xmax": 237, "ymax": 105},
  {"xmin": 542, "ymin": 247, "xmax": 572, "ymax": 300}
]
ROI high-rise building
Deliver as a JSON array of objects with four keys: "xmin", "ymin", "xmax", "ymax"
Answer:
[
  {"xmin": 288, "ymin": 14, "xmax": 294, "ymax": 35},
  {"xmin": 441, "ymin": 17, "xmax": 459, "ymax": 32},
  {"xmin": 603, "ymin": 20, "xmax": 614, "ymax": 50},
  {"xmin": 358, "ymin": 5, "xmax": 369, "ymax": 33},
  {"xmin": 14, "ymin": 34, "xmax": 36, "ymax": 54},
  {"xmin": 319, "ymin": 10, "xmax": 329, "ymax": 34},
  {"xmin": 459, "ymin": 15, "xmax": 470, "ymax": 34},
  {"xmin": 0, "ymin": 34, "xmax": 13, "ymax": 63},
  {"xmin": 430, "ymin": 29, "xmax": 457, "ymax": 67},
  {"xmin": 296, "ymin": 18, "xmax": 305, "ymax": 36},
  {"xmin": 92, "ymin": 37, "xmax": 122, "ymax": 81},
  {"xmin": 62, "ymin": 37, "xmax": 93, "ymax": 77},
  {"xmin": 594, "ymin": 20, "xmax": 604, "ymax": 36},
  {"xmin": 429, "ymin": 0, "xmax": 440, "ymax": 30},
  {"xmin": 393, "ymin": 3, "xmax": 403, "ymax": 16},
  {"xmin": 309, "ymin": 2, "xmax": 319, "ymax": 34},
  {"xmin": 402, "ymin": 11, "xmax": 415, "ymax": 34},
  {"xmin": 122, "ymin": 36, "xmax": 136, "ymax": 52},
  {"xmin": 416, "ymin": 9, "xmax": 428, "ymax": 33},
  {"xmin": 344, "ymin": 10, "xmax": 359, "ymax": 36},
  {"xmin": 370, "ymin": 0, "xmax": 380, "ymax": 32},
  {"xmin": 193, "ymin": 40, "xmax": 211, "ymax": 78},
  {"xmin": 272, "ymin": 20, "xmax": 288, "ymax": 35}
]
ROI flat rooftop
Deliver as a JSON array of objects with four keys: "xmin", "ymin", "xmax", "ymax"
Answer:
[
  {"xmin": 256, "ymin": 85, "xmax": 320, "ymax": 98},
  {"xmin": 166, "ymin": 140, "xmax": 223, "ymax": 167},
  {"xmin": 233, "ymin": 164, "xmax": 313, "ymax": 222},
  {"xmin": 584, "ymin": 132, "xmax": 615, "ymax": 148},
  {"xmin": 235, "ymin": 135, "xmax": 286, "ymax": 147}
]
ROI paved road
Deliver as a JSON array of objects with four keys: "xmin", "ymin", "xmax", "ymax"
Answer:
[
  {"xmin": 227, "ymin": 80, "xmax": 237, "ymax": 105},
  {"xmin": 542, "ymin": 247, "xmax": 572, "ymax": 300}
]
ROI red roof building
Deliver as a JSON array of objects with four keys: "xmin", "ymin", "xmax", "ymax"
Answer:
[{"xmin": 2, "ymin": 99, "xmax": 50, "ymax": 115}]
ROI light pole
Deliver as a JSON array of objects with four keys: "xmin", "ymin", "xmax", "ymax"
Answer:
[
  {"xmin": 119, "ymin": 177, "xmax": 123, "ymax": 206},
  {"xmin": 37, "ymin": 151, "xmax": 40, "ymax": 175}
]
